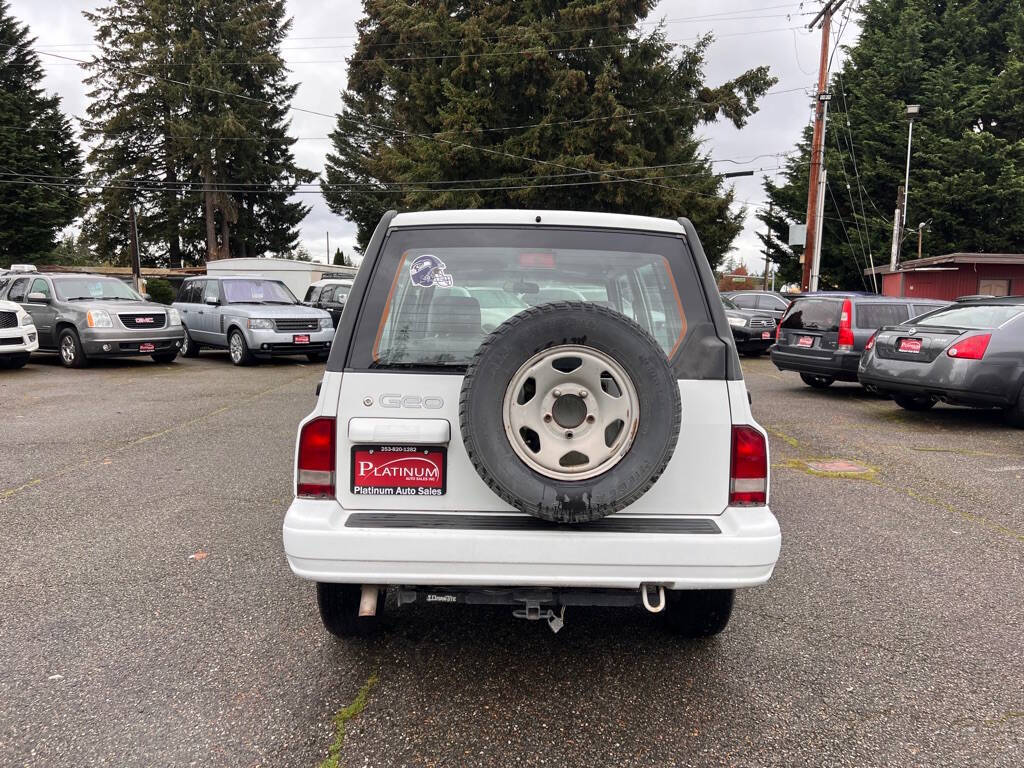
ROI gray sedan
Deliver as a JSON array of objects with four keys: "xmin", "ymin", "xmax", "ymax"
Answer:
[
  {"xmin": 2, "ymin": 272, "xmax": 185, "ymax": 368},
  {"xmin": 858, "ymin": 297, "xmax": 1024, "ymax": 426}
]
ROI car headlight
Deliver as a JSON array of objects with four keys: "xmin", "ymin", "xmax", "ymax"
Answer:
[
  {"xmin": 86, "ymin": 309, "xmax": 112, "ymax": 328},
  {"xmin": 247, "ymin": 318, "xmax": 275, "ymax": 330},
  {"xmin": 319, "ymin": 316, "xmax": 333, "ymax": 330},
  {"xmin": 167, "ymin": 308, "xmax": 181, "ymax": 326},
  {"xmin": 20, "ymin": 313, "xmax": 34, "ymax": 326},
  {"xmin": 727, "ymin": 316, "xmax": 747, "ymax": 328}
]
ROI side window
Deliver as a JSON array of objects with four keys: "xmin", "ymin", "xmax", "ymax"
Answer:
[
  {"xmin": 757, "ymin": 295, "xmax": 784, "ymax": 310},
  {"xmin": 854, "ymin": 303, "xmax": 909, "ymax": 329},
  {"xmin": 8, "ymin": 278, "xmax": 29, "ymax": 302},
  {"xmin": 203, "ymin": 280, "xmax": 220, "ymax": 304},
  {"xmin": 306, "ymin": 286, "xmax": 322, "ymax": 303},
  {"xmin": 30, "ymin": 277, "xmax": 51, "ymax": 298},
  {"xmin": 732, "ymin": 294, "xmax": 757, "ymax": 309},
  {"xmin": 320, "ymin": 286, "xmax": 335, "ymax": 303},
  {"xmin": 179, "ymin": 282, "xmax": 195, "ymax": 303}
]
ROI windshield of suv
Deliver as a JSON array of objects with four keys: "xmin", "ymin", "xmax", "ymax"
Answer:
[
  {"xmin": 780, "ymin": 298, "xmax": 842, "ymax": 331},
  {"xmin": 54, "ymin": 277, "xmax": 143, "ymax": 301},
  {"xmin": 914, "ymin": 304, "xmax": 1024, "ymax": 329},
  {"xmin": 222, "ymin": 279, "xmax": 297, "ymax": 305},
  {"xmin": 366, "ymin": 230, "xmax": 690, "ymax": 368}
]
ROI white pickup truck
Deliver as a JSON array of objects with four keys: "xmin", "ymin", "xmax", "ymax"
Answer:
[{"xmin": 283, "ymin": 210, "xmax": 781, "ymax": 637}]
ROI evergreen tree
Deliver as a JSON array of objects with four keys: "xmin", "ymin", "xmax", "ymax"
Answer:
[
  {"xmin": 332, "ymin": 248, "xmax": 350, "ymax": 266},
  {"xmin": 323, "ymin": 0, "xmax": 776, "ymax": 264},
  {"xmin": 83, "ymin": 0, "xmax": 314, "ymax": 266},
  {"xmin": 0, "ymin": 1, "xmax": 82, "ymax": 260},
  {"xmin": 760, "ymin": 0, "xmax": 1024, "ymax": 290}
]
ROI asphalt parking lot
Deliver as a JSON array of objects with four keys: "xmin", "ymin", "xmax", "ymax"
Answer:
[{"xmin": 2, "ymin": 352, "xmax": 1021, "ymax": 768}]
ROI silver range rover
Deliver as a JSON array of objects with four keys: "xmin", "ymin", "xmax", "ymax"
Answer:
[
  {"xmin": 173, "ymin": 276, "xmax": 334, "ymax": 365},
  {"xmin": 2, "ymin": 272, "xmax": 185, "ymax": 368}
]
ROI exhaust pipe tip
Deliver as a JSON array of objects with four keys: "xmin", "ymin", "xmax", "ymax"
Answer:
[{"xmin": 358, "ymin": 584, "xmax": 379, "ymax": 617}]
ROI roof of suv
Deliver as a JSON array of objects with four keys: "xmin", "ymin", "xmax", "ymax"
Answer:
[
  {"xmin": 389, "ymin": 209, "xmax": 688, "ymax": 236},
  {"xmin": 792, "ymin": 293, "xmax": 947, "ymax": 303}
]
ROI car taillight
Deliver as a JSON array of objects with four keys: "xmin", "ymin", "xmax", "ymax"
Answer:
[
  {"xmin": 297, "ymin": 417, "xmax": 335, "ymax": 498},
  {"xmin": 946, "ymin": 334, "xmax": 991, "ymax": 360},
  {"xmin": 730, "ymin": 425, "xmax": 767, "ymax": 506},
  {"xmin": 864, "ymin": 332, "xmax": 877, "ymax": 351},
  {"xmin": 838, "ymin": 299, "xmax": 854, "ymax": 351}
]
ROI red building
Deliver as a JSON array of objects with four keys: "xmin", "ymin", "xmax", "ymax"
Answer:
[{"xmin": 867, "ymin": 253, "xmax": 1024, "ymax": 301}]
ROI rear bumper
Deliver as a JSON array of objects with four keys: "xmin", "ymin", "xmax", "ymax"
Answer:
[
  {"xmin": 282, "ymin": 501, "xmax": 781, "ymax": 590},
  {"xmin": 859, "ymin": 353, "xmax": 1022, "ymax": 407},
  {"xmin": 771, "ymin": 347, "xmax": 861, "ymax": 381}
]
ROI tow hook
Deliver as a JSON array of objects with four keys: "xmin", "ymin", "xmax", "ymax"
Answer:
[
  {"xmin": 512, "ymin": 600, "xmax": 566, "ymax": 633},
  {"xmin": 641, "ymin": 584, "xmax": 666, "ymax": 613}
]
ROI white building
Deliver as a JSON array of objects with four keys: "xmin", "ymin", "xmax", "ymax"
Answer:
[{"xmin": 204, "ymin": 258, "xmax": 358, "ymax": 299}]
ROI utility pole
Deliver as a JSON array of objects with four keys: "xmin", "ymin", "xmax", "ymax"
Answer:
[
  {"xmin": 917, "ymin": 222, "xmax": 924, "ymax": 260},
  {"xmin": 889, "ymin": 185, "xmax": 904, "ymax": 270},
  {"xmin": 129, "ymin": 205, "xmax": 142, "ymax": 293},
  {"xmin": 801, "ymin": 0, "xmax": 848, "ymax": 293},
  {"xmin": 763, "ymin": 202, "xmax": 773, "ymax": 290},
  {"xmin": 326, "ymin": 231, "xmax": 330, "ymax": 264}
]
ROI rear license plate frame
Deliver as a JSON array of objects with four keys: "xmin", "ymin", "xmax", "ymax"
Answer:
[
  {"xmin": 898, "ymin": 338, "xmax": 923, "ymax": 354},
  {"xmin": 351, "ymin": 445, "xmax": 447, "ymax": 497},
  {"xmin": 796, "ymin": 335, "xmax": 814, "ymax": 348}
]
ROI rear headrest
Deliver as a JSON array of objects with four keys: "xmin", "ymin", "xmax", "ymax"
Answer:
[{"xmin": 428, "ymin": 295, "xmax": 482, "ymax": 336}]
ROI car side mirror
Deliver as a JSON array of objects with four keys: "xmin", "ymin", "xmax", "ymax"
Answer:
[
  {"xmin": 26, "ymin": 291, "xmax": 49, "ymax": 303},
  {"xmin": 204, "ymin": 296, "xmax": 220, "ymax": 306}
]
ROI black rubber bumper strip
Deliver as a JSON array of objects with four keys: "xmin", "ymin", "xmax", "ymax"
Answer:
[{"xmin": 345, "ymin": 513, "xmax": 720, "ymax": 534}]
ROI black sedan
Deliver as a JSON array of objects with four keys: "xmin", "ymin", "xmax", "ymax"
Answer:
[
  {"xmin": 721, "ymin": 296, "xmax": 777, "ymax": 356},
  {"xmin": 858, "ymin": 297, "xmax": 1024, "ymax": 426}
]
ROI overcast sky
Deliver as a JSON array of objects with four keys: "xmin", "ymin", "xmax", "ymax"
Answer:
[{"xmin": 10, "ymin": 0, "xmax": 858, "ymax": 268}]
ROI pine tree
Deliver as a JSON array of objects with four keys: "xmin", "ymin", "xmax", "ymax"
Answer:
[
  {"xmin": 83, "ymin": 0, "xmax": 313, "ymax": 266},
  {"xmin": 0, "ymin": 1, "xmax": 82, "ymax": 260},
  {"xmin": 760, "ymin": 0, "xmax": 1024, "ymax": 290},
  {"xmin": 323, "ymin": 0, "xmax": 776, "ymax": 264},
  {"xmin": 332, "ymin": 248, "xmax": 349, "ymax": 266}
]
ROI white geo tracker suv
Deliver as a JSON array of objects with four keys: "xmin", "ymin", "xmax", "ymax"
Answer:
[{"xmin": 283, "ymin": 210, "xmax": 780, "ymax": 638}]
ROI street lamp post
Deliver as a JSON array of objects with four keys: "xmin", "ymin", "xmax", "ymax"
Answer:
[{"xmin": 902, "ymin": 104, "xmax": 921, "ymax": 244}]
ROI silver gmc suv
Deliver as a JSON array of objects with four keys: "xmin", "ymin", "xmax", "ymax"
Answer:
[
  {"xmin": 2, "ymin": 272, "xmax": 184, "ymax": 368},
  {"xmin": 173, "ymin": 276, "xmax": 333, "ymax": 365}
]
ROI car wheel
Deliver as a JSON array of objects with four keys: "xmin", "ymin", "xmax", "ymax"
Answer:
[
  {"xmin": 800, "ymin": 373, "xmax": 834, "ymax": 389},
  {"xmin": 893, "ymin": 393, "xmax": 937, "ymax": 411},
  {"xmin": 180, "ymin": 326, "xmax": 200, "ymax": 358},
  {"xmin": 460, "ymin": 302, "xmax": 681, "ymax": 524},
  {"xmin": 306, "ymin": 352, "xmax": 329, "ymax": 363},
  {"xmin": 1003, "ymin": 391, "xmax": 1024, "ymax": 429},
  {"xmin": 316, "ymin": 583, "xmax": 382, "ymax": 637},
  {"xmin": 663, "ymin": 589, "xmax": 734, "ymax": 638},
  {"xmin": 228, "ymin": 329, "xmax": 255, "ymax": 366},
  {"xmin": 0, "ymin": 353, "xmax": 30, "ymax": 369},
  {"xmin": 151, "ymin": 351, "xmax": 178, "ymax": 364},
  {"xmin": 58, "ymin": 328, "xmax": 88, "ymax": 368}
]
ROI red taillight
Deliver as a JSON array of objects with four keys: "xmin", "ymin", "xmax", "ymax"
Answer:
[
  {"xmin": 297, "ymin": 417, "xmax": 336, "ymax": 498},
  {"xmin": 946, "ymin": 333, "xmax": 991, "ymax": 360},
  {"xmin": 838, "ymin": 298, "xmax": 854, "ymax": 350},
  {"xmin": 730, "ymin": 425, "xmax": 768, "ymax": 506},
  {"xmin": 864, "ymin": 332, "xmax": 877, "ymax": 351}
]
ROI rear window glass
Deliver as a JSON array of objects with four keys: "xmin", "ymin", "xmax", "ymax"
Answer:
[
  {"xmin": 780, "ymin": 299, "xmax": 842, "ymax": 331},
  {"xmin": 354, "ymin": 227, "xmax": 701, "ymax": 369},
  {"xmin": 854, "ymin": 303, "xmax": 908, "ymax": 329},
  {"xmin": 915, "ymin": 304, "xmax": 1024, "ymax": 329}
]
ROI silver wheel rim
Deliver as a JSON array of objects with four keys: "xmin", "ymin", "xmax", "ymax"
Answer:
[
  {"xmin": 60, "ymin": 335, "xmax": 75, "ymax": 364},
  {"xmin": 501, "ymin": 344, "xmax": 640, "ymax": 481},
  {"xmin": 229, "ymin": 333, "xmax": 243, "ymax": 363},
  {"xmin": 180, "ymin": 333, "xmax": 189, "ymax": 355}
]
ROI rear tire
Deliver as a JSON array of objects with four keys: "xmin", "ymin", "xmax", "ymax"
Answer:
[
  {"xmin": 0, "ymin": 353, "xmax": 30, "ymax": 369},
  {"xmin": 180, "ymin": 327, "xmax": 200, "ymax": 357},
  {"xmin": 228, "ymin": 328, "xmax": 255, "ymax": 366},
  {"xmin": 800, "ymin": 373, "xmax": 834, "ymax": 389},
  {"xmin": 1004, "ymin": 391, "xmax": 1024, "ymax": 428},
  {"xmin": 58, "ymin": 327, "xmax": 88, "ymax": 368},
  {"xmin": 316, "ymin": 583, "xmax": 382, "ymax": 638},
  {"xmin": 664, "ymin": 589, "xmax": 734, "ymax": 638},
  {"xmin": 152, "ymin": 351, "xmax": 178, "ymax": 364},
  {"xmin": 893, "ymin": 393, "xmax": 937, "ymax": 411}
]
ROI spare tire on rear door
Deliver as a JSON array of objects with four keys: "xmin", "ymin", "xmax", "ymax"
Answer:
[{"xmin": 460, "ymin": 301, "xmax": 681, "ymax": 524}]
